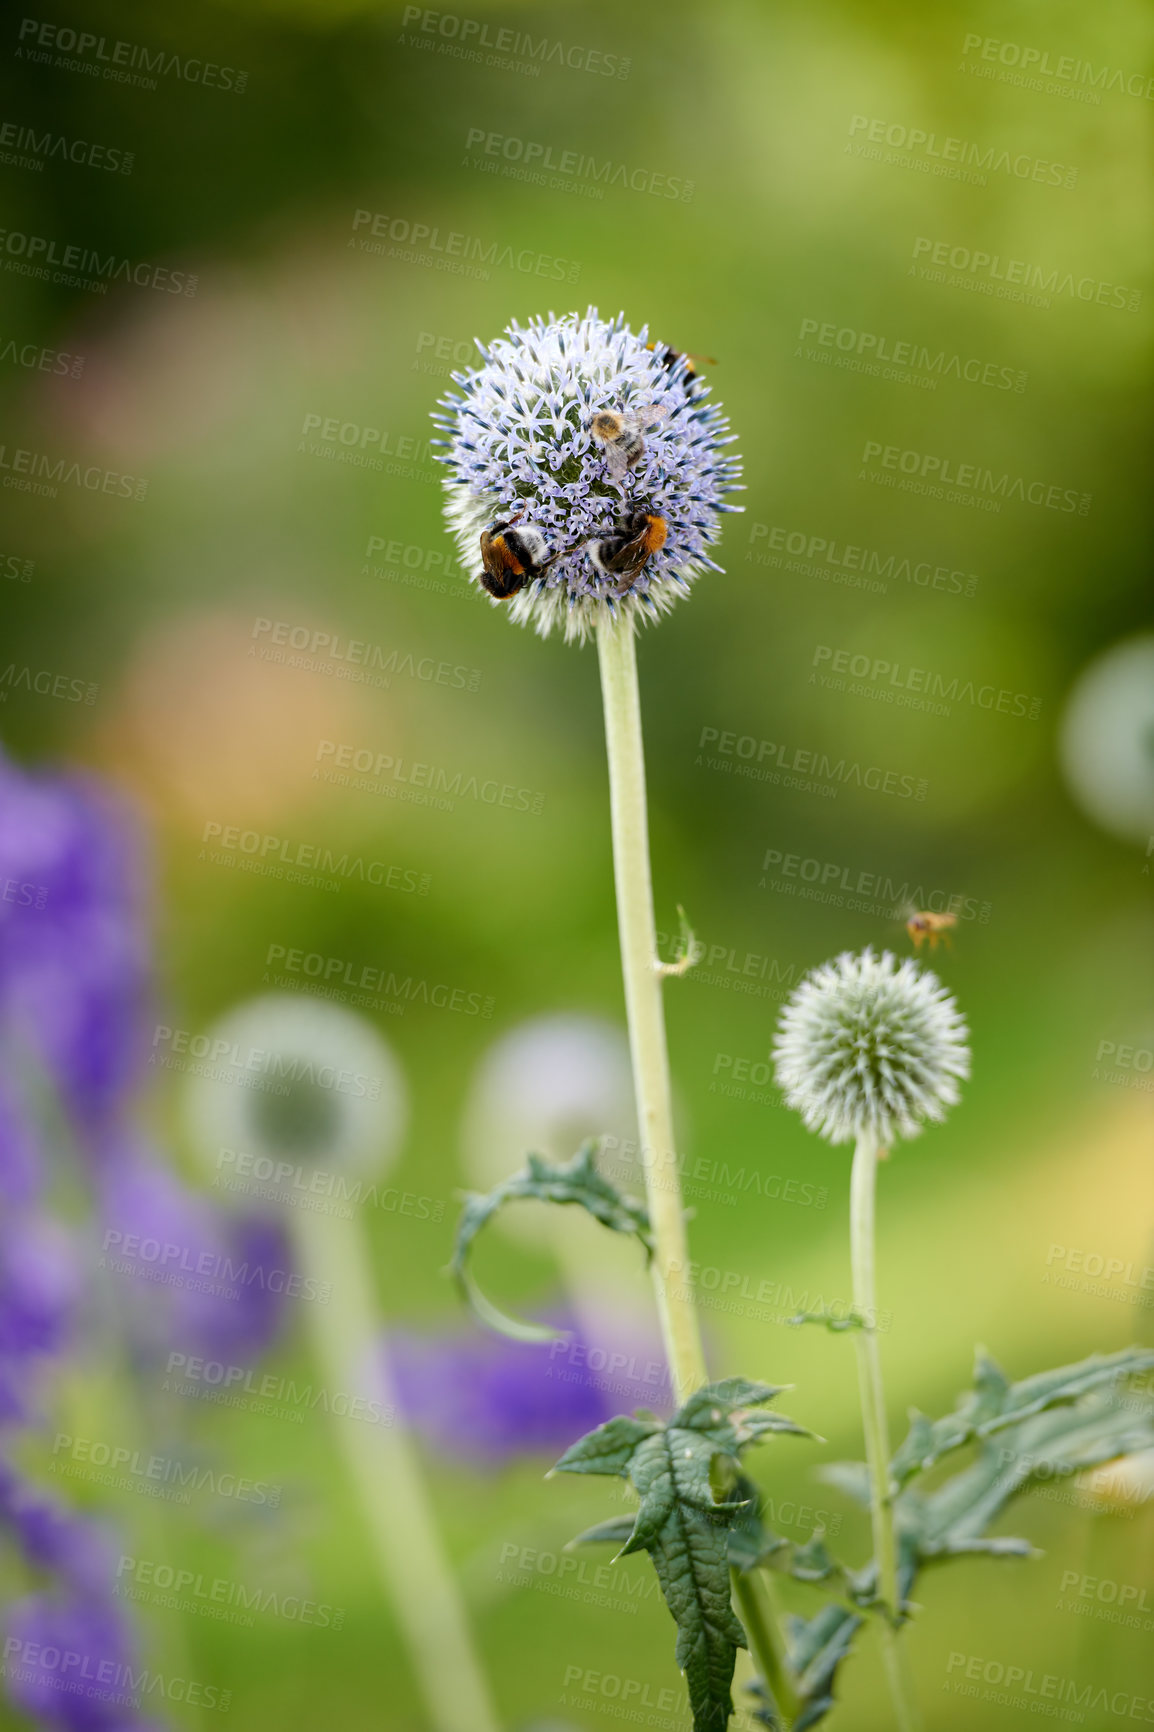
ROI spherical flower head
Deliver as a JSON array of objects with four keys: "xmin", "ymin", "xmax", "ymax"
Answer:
[
  {"xmin": 432, "ymin": 308, "xmax": 742, "ymax": 642},
  {"xmin": 773, "ymin": 948, "xmax": 970, "ymax": 1146}
]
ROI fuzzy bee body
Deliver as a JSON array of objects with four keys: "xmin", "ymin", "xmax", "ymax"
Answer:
[
  {"xmin": 588, "ymin": 404, "xmax": 668, "ymax": 480},
  {"xmin": 646, "ymin": 341, "xmax": 717, "ymax": 380},
  {"xmin": 589, "ymin": 510, "xmax": 668, "ymax": 596},
  {"xmin": 905, "ymin": 909, "xmax": 958, "ymax": 952},
  {"xmin": 478, "ymin": 515, "xmax": 553, "ymax": 599}
]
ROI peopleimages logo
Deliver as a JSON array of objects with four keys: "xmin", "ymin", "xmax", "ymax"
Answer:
[
  {"xmin": 696, "ymin": 725, "xmax": 928, "ymax": 802},
  {"xmin": 759, "ymin": 847, "xmax": 991, "ymax": 925},
  {"xmin": 198, "ymin": 820, "xmax": 428, "ymax": 895},
  {"xmin": 0, "ymin": 117, "xmax": 134, "ymax": 174},
  {"xmin": 0, "ymin": 226, "xmax": 196, "ymax": 294},
  {"xmin": 959, "ymin": 34, "xmax": 1154, "ymax": 102},
  {"xmin": 910, "ymin": 237, "xmax": 1141, "ymax": 311},
  {"xmin": 860, "ymin": 438, "xmax": 1091, "ymax": 515},
  {"xmin": 847, "ymin": 114, "xmax": 1078, "ymax": 188},
  {"xmin": 150, "ymin": 1023, "xmax": 383, "ymax": 1098},
  {"xmin": 398, "ymin": 8, "xmax": 630, "ymax": 78},
  {"xmin": 811, "ymin": 644, "xmax": 1042, "ymax": 721},
  {"xmin": 796, "ymin": 318, "xmax": 1026, "ymax": 392},
  {"xmin": 1, "ymin": 1637, "xmax": 230, "ymax": 1713},
  {"xmin": 349, "ymin": 209, "xmax": 581, "ymax": 283},
  {"xmin": 463, "ymin": 128, "xmax": 694, "ymax": 201},
  {"xmin": 15, "ymin": 17, "xmax": 249, "ymax": 93}
]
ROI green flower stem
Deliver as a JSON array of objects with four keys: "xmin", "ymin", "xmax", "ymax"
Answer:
[
  {"xmin": 596, "ymin": 617, "xmax": 706, "ymax": 1404},
  {"xmin": 734, "ymin": 1567, "xmax": 802, "ymax": 1727},
  {"xmin": 293, "ymin": 1206, "xmax": 500, "ymax": 1732},
  {"xmin": 849, "ymin": 1133, "xmax": 920, "ymax": 1732},
  {"xmin": 598, "ymin": 620, "xmax": 801, "ymax": 1714}
]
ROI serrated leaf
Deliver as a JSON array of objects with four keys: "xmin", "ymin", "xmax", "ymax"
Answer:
[
  {"xmin": 903, "ymin": 1386, "xmax": 1154, "ymax": 1558},
  {"xmin": 554, "ymin": 1414, "xmax": 660, "ymax": 1477},
  {"xmin": 555, "ymin": 1380, "xmax": 806, "ymax": 1732},
  {"xmin": 450, "ymin": 1140, "xmax": 652, "ymax": 1340},
  {"xmin": 890, "ymin": 1346, "xmax": 1154, "ymax": 1488},
  {"xmin": 675, "ymin": 1379, "xmax": 817, "ymax": 1451}
]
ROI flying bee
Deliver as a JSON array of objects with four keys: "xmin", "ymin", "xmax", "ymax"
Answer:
[
  {"xmin": 478, "ymin": 514, "xmax": 559, "ymax": 600},
  {"xmin": 588, "ymin": 404, "xmax": 668, "ymax": 481},
  {"xmin": 905, "ymin": 908, "xmax": 958, "ymax": 952},
  {"xmin": 646, "ymin": 341, "xmax": 717, "ymax": 380},
  {"xmin": 589, "ymin": 508, "xmax": 668, "ymax": 596}
]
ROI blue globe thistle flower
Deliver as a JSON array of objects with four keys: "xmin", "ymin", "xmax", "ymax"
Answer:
[
  {"xmin": 773, "ymin": 948, "xmax": 970, "ymax": 1147},
  {"xmin": 432, "ymin": 309, "xmax": 742, "ymax": 642}
]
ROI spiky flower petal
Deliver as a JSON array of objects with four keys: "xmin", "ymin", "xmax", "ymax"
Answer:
[
  {"xmin": 773, "ymin": 948, "xmax": 970, "ymax": 1146},
  {"xmin": 432, "ymin": 308, "xmax": 742, "ymax": 642}
]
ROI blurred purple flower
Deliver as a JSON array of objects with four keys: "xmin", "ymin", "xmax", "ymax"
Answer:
[
  {"xmin": 0, "ymin": 1071, "xmax": 42, "ymax": 1205},
  {"xmin": 4, "ymin": 1593, "xmax": 159, "ymax": 1731},
  {"xmin": 0, "ymin": 1463, "xmax": 113, "ymax": 1596},
  {"xmin": 98, "ymin": 1152, "xmax": 289, "ymax": 1366},
  {"xmin": 0, "ymin": 1464, "xmax": 158, "ymax": 1729},
  {"xmin": 388, "ymin": 1309, "xmax": 671, "ymax": 1467},
  {"xmin": 0, "ymin": 1214, "xmax": 82, "ymax": 1422},
  {"xmin": 0, "ymin": 751, "xmax": 150, "ymax": 1143}
]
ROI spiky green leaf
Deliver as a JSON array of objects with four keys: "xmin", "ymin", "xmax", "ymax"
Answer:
[
  {"xmin": 890, "ymin": 1346, "xmax": 1154, "ymax": 1488},
  {"xmin": 555, "ymin": 1381, "xmax": 807, "ymax": 1732},
  {"xmin": 900, "ymin": 1386, "xmax": 1154, "ymax": 1560}
]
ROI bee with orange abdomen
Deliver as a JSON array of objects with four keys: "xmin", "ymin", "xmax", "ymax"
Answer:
[
  {"xmin": 905, "ymin": 909, "xmax": 958, "ymax": 952},
  {"xmin": 478, "ymin": 514, "xmax": 559, "ymax": 600},
  {"xmin": 646, "ymin": 341, "xmax": 717, "ymax": 380},
  {"xmin": 588, "ymin": 405, "xmax": 668, "ymax": 480},
  {"xmin": 589, "ymin": 509, "xmax": 668, "ymax": 596}
]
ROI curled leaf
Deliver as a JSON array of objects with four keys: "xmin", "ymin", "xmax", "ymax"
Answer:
[{"xmin": 450, "ymin": 1140, "xmax": 652, "ymax": 1341}]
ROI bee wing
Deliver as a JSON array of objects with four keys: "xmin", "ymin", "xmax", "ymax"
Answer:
[
  {"xmin": 634, "ymin": 404, "xmax": 669, "ymax": 430},
  {"xmin": 603, "ymin": 443, "xmax": 631, "ymax": 477}
]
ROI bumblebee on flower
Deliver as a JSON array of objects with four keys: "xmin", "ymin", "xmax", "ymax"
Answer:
[{"xmin": 432, "ymin": 308, "xmax": 742, "ymax": 641}]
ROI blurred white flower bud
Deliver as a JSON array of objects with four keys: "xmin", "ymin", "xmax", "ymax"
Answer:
[
  {"xmin": 1059, "ymin": 634, "xmax": 1154, "ymax": 845},
  {"xmin": 462, "ymin": 1014, "xmax": 637, "ymax": 1205},
  {"xmin": 183, "ymin": 994, "xmax": 408, "ymax": 1201}
]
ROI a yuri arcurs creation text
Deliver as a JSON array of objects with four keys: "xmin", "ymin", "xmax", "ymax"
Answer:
[{"xmin": 433, "ymin": 310, "xmax": 1154, "ymax": 1732}]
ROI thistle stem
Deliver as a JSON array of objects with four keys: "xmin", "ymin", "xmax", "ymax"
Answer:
[
  {"xmin": 293, "ymin": 1206, "xmax": 500, "ymax": 1732},
  {"xmin": 596, "ymin": 617, "xmax": 706, "ymax": 1404},
  {"xmin": 849, "ymin": 1133, "xmax": 920, "ymax": 1732},
  {"xmin": 598, "ymin": 620, "xmax": 798, "ymax": 1717}
]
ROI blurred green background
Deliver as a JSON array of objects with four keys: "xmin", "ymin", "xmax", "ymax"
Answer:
[{"xmin": 1, "ymin": 0, "xmax": 1151, "ymax": 1726}]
